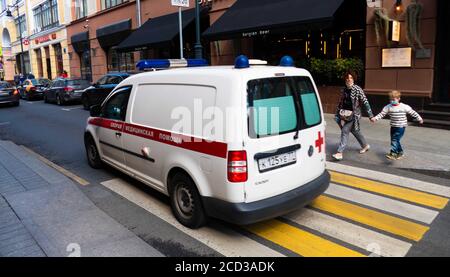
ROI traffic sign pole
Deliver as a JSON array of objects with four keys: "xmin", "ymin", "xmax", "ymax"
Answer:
[{"xmin": 179, "ymin": 7, "xmax": 184, "ymax": 59}]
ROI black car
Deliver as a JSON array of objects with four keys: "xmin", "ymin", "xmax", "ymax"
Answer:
[
  {"xmin": 0, "ymin": 81, "xmax": 20, "ymax": 107},
  {"xmin": 44, "ymin": 78, "xmax": 91, "ymax": 105},
  {"xmin": 18, "ymin": 79, "xmax": 47, "ymax": 101},
  {"xmin": 81, "ymin": 73, "xmax": 131, "ymax": 110}
]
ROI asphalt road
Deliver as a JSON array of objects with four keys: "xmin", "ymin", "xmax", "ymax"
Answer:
[{"xmin": 1, "ymin": 100, "xmax": 449, "ymax": 257}]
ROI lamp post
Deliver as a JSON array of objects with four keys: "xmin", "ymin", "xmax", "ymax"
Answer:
[
  {"xmin": 194, "ymin": 0, "xmax": 203, "ymax": 59},
  {"xmin": 6, "ymin": 1, "xmax": 26, "ymax": 75}
]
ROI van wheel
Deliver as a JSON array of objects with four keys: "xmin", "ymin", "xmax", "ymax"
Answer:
[
  {"xmin": 170, "ymin": 173, "xmax": 207, "ymax": 229},
  {"xmin": 85, "ymin": 135, "xmax": 102, "ymax": 169}
]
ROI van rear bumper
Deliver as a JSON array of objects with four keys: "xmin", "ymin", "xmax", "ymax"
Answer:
[{"xmin": 202, "ymin": 170, "xmax": 330, "ymax": 225}]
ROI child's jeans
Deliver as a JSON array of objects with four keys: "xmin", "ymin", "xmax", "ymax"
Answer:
[{"xmin": 390, "ymin": 127, "xmax": 406, "ymax": 154}]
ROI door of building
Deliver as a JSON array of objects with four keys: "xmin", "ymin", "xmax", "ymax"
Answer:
[
  {"xmin": 45, "ymin": 47, "xmax": 52, "ymax": 79},
  {"xmin": 435, "ymin": 0, "xmax": 450, "ymax": 103}
]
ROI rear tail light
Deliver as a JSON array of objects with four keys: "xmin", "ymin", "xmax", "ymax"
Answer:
[
  {"xmin": 13, "ymin": 90, "xmax": 19, "ymax": 95},
  {"xmin": 227, "ymin": 151, "xmax": 248, "ymax": 182},
  {"xmin": 64, "ymin": 86, "xmax": 75, "ymax": 92}
]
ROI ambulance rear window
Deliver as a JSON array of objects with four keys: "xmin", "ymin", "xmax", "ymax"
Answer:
[{"xmin": 247, "ymin": 76, "xmax": 321, "ymax": 138}]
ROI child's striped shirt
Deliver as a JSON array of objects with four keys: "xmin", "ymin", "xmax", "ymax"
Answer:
[{"xmin": 374, "ymin": 103, "xmax": 423, "ymax": 127}]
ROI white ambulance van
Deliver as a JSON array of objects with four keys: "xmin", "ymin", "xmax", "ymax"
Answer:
[{"xmin": 84, "ymin": 56, "xmax": 330, "ymax": 229}]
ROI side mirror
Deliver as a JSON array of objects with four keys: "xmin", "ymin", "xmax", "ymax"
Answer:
[{"xmin": 90, "ymin": 104, "xmax": 101, "ymax": 117}]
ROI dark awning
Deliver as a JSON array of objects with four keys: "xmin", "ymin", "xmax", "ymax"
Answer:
[
  {"xmin": 203, "ymin": 0, "xmax": 345, "ymax": 40},
  {"xmin": 96, "ymin": 19, "xmax": 132, "ymax": 49},
  {"xmin": 117, "ymin": 8, "xmax": 204, "ymax": 52},
  {"xmin": 71, "ymin": 31, "xmax": 89, "ymax": 53}
]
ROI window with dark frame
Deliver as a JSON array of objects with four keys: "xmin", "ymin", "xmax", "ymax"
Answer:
[
  {"xmin": 75, "ymin": 0, "xmax": 88, "ymax": 19},
  {"xmin": 33, "ymin": 0, "xmax": 59, "ymax": 33},
  {"xmin": 14, "ymin": 15, "xmax": 27, "ymax": 40},
  {"xmin": 102, "ymin": 0, "xmax": 128, "ymax": 10}
]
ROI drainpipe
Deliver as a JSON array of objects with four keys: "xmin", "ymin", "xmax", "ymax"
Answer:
[{"xmin": 136, "ymin": 0, "xmax": 142, "ymax": 27}]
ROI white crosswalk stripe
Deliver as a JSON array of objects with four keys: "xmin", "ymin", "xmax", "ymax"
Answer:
[
  {"xmin": 101, "ymin": 178, "xmax": 285, "ymax": 257},
  {"xmin": 99, "ymin": 163, "xmax": 448, "ymax": 257},
  {"xmin": 327, "ymin": 162, "xmax": 450, "ymax": 197},
  {"xmin": 325, "ymin": 183, "xmax": 439, "ymax": 224},
  {"xmin": 284, "ymin": 208, "xmax": 412, "ymax": 257}
]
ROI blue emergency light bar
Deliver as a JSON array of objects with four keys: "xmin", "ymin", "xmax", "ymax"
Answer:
[
  {"xmin": 136, "ymin": 59, "xmax": 209, "ymax": 71},
  {"xmin": 234, "ymin": 55, "xmax": 295, "ymax": 69}
]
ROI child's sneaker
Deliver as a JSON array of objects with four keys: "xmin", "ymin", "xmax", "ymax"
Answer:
[
  {"xmin": 396, "ymin": 153, "xmax": 404, "ymax": 160},
  {"xmin": 332, "ymin": 153, "xmax": 343, "ymax": 161},
  {"xmin": 386, "ymin": 153, "xmax": 397, "ymax": 160}
]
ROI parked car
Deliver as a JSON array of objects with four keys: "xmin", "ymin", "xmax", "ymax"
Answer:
[
  {"xmin": 84, "ymin": 57, "xmax": 329, "ymax": 229},
  {"xmin": 18, "ymin": 79, "xmax": 47, "ymax": 101},
  {"xmin": 44, "ymin": 78, "xmax": 91, "ymax": 105},
  {"xmin": 81, "ymin": 73, "xmax": 131, "ymax": 110},
  {"xmin": 0, "ymin": 81, "xmax": 20, "ymax": 107}
]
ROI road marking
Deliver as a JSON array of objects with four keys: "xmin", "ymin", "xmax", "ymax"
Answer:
[
  {"xmin": 310, "ymin": 195, "xmax": 429, "ymax": 242},
  {"xmin": 101, "ymin": 178, "xmax": 284, "ymax": 257},
  {"xmin": 285, "ymin": 208, "xmax": 412, "ymax": 257},
  {"xmin": 21, "ymin": 146, "xmax": 90, "ymax": 186},
  {"xmin": 0, "ymin": 122, "xmax": 10, "ymax": 126},
  {"xmin": 330, "ymin": 171, "xmax": 449, "ymax": 209},
  {"xmin": 326, "ymin": 183, "xmax": 439, "ymax": 224},
  {"xmin": 26, "ymin": 102, "xmax": 33, "ymax": 104},
  {"xmin": 245, "ymin": 219, "xmax": 365, "ymax": 257},
  {"xmin": 327, "ymin": 162, "xmax": 450, "ymax": 198},
  {"xmin": 62, "ymin": 106, "xmax": 83, "ymax": 111}
]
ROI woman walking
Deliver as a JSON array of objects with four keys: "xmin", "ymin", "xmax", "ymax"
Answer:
[{"xmin": 332, "ymin": 71, "xmax": 374, "ymax": 161}]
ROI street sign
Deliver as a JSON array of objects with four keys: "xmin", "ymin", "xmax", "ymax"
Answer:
[
  {"xmin": 171, "ymin": 0, "xmax": 189, "ymax": 59},
  {"xmin": 171, "ymin": 0, "xmax": 189, "ymax": 7},
  {"xmin": 23, "ymin": 39, "xmax": 30, "ymax": 46}
]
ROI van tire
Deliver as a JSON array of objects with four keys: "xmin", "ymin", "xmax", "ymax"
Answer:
[
  {"xmin": 170, "ymin": 173, "xmax": 207, "ymax": 229},
  {"xmin": 85, "ymin": 135, "xmax": 102, "ymax": 169}
]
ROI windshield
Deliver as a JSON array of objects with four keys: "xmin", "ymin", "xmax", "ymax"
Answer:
[
  {"xmin": 67, "ymin": 80, "xmax": 90, "ymax": 87},
  {"xmin": 0, "ymin": 83, "xmax": 10, "ymax": 89},
  {"xmin": 30, "ymin": 79, "xmax": 41, "ymax": 86},
  {"xmin": 247, "ymin": 76, "xmax": 321, "ymax": 138}
]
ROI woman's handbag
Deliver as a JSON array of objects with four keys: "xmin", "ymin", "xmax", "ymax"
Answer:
[{"xmin": 339, "ymin": 109, "xmax": 354, "ymax": 121}]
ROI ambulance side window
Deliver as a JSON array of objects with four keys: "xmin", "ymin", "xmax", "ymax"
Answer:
[{"xmin": 102, "ymin": 87, "xmax": 132, "ymax": 121}]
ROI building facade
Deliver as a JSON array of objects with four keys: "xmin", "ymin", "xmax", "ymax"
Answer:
[
  {"xmin": 0, "ymin": 0, "xmax": 71, "ymax": 82},
  {"xmin": 67, "ymin": 0, "xmax": 208, "ymax": 82},
  {"xmin": 65, "ymin": 0, "xmax": 448, "ymax": 125}
]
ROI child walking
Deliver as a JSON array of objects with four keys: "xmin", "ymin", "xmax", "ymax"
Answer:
[{"xmin": 371, "ymin": 90, "xmax": 423, "ymax": 160}]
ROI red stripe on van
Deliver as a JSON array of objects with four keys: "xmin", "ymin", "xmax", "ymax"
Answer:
[{"xmin": 88, "ymin": 118, "xmax": 228, "ymax": 159}]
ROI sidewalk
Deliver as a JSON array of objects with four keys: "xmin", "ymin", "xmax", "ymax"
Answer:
[
  {"xmin": 0, "ymin": 140, "xmax": 163, "ymax": 257},
  {"xmin": 324, "ymin": 114, "xmax": 450, "ymax": 172}
]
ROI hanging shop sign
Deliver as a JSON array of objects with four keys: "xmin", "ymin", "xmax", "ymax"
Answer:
[
  {"xmin": 382, "ymin": 47, "xmax": 412, "ymax": 68},
  {"xmin": 389, "ymin": 20, "xmax": 401, "ymax": 42},
  {"xmin": 367, "ymin": 0, "xmax": 382, "ymax": 8}
]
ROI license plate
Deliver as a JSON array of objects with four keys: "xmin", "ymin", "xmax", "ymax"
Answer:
[{"xmin": 258, "ymin": 151, "xmax": 297, "ymax": 172}]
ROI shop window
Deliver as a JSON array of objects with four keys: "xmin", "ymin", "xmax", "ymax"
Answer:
[
  {"xmin": 53, "ymin": 44, "xmax": 64, "ymax": 75},
  {"xmin": 102, "ymin": 0, "xmax": 128, "ymax": 10},
  {"xmin": 79, "ymin": 50, "xmax": 92, "ymax": 81},
  {"xmin": 35, "ymin": 49, "xmax": 43, "ymax": 77},
  {"xmin": 107, "ymin": 48, "xmax": 134, "ymax": 72},
  {"xmin": 33, "ymin": 0, "xmax": 59, "ymax": 33}
]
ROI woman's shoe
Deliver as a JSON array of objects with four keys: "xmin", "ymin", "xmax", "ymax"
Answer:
[
  {"xmin": 360, "ymin": 145, "xmax": 371, "ymax": 154},
  {"xmin": 332, "ymin": 153, "xmax": 343, "ymax": 161}
]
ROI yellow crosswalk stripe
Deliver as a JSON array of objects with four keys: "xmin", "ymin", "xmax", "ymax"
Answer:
[
  {"xmin": 245, "ymin": 219, "xmax": 365, "ymax": 257},
  {"xmin": 311, "ymin": 195, "xmax": 429, "ymax": 242},
  {"xmin": 330, "ymin": 171, "xmax": 449, "ymax": 209}
]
